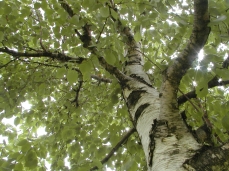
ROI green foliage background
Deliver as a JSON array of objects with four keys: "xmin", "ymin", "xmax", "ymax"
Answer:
[{"xmin": 0, "ymin": 0, "xmax": 229, "ymax": 170}]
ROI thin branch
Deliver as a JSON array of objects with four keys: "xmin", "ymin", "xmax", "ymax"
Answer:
[
  {"xmin": 19, "ymin": 59, "xmax": 113, "ymax": 84},
  {"xmin": 58, "ymin": 0, "xmax": 83, "ymax": 42},
  {"xmin": 178, "ymin": 88, "xmax": 200, "ymax": 112},
  {"xmin": 71, "ymin": 72, "xmax": 83, "ymax": 107},
  {"xmin": 72, "ymin": 81, "xmax": 83, "ymax": 107},
  {"xmin": 91, "ymin": 75, "xmax": 112, "ymax": 83},
  {"xmin": 90, "ymin": 127, "xmax": 136, "ymax": 171},
  {"xmin": 35, "ymin": 9, "xmax": 47, "ymax": 52},
  {"xmin": 0, "ymin": 59, "xmax": 17, "ymax": 69},
  {"xmin": 178, "ymin": 54, "xmax": 229, "ymax": 105},
  {"xmin": 0, "ymin": 47, "xmax": 85, "ymax": 63},
  {"xmin": 96, "ymin": 18, "xmax": 108, "ymax": 44},
  {"xmin": 222, "ymin": 54, "xmax": 229, "ymax": 68},
  {"xmin": 178, "ymin": 77, "xmax": 229, "ymax": 105}
]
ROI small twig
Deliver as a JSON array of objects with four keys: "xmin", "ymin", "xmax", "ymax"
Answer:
[
  {"xmin": 71, "ymin": 72, "xmax": 83, "ymax": 107},
  {"xmin": 91, "ymin": 75, "xmax": 112, "ymax": 83},
  {"xmin": 178, "ymin": 88, "xmax": 201, "ymax": 113},
  {"xmin": 35, "ymin": 9, "xmax": 47, "ymax": 52},
  {"xmin": 0, "ymin": 59, "xmax": 17, "ymax": 69},
  {"xmin": 96, "ymin": 18, "xmax": 108, "ymax": 44},
  {"xmin": 137, "ymin": 50, "xmax": 161, "ymax": 70}
]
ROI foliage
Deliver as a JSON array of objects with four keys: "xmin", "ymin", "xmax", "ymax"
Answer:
[{"xmin": 0, "ymin": 0, "xmax": 229, "ymax": 170}]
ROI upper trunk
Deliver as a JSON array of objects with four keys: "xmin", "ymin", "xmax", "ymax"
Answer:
[{"xmin": 120, "ymin": 26, "xmax": 201, "ymax": 170}]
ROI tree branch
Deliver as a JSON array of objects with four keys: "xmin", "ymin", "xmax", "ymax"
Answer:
[
  {"xmin": 91, "ymin": 75, "xmax": 112, "ymax": 83},
  {"xmin": 58, "ymin": 1, "xmax": 131, "ymax": 83},
  {"xmin": 0, "ymin": 59, "xmax": 16, "ymax": 69},
  {"xmin": 183, "ymin": 143, "xmax": 229, "ymax": 170},
  {"xmin": 90, "ymin": 127, "xmax": 136, "ymax": 171},
  {"xmin": 71, "ymin": 73, "xmax": 83, "ymax": 107},
  {"xmin": 178, "ymin": 54, "xmax": 229, "ymax": 105},
  {"xmin": 0, "ymin": 47, "xmax": 85, "ymax": 63},
  {"xmin": 59, "ymin": 0, "xmax": 74, "ymax": 17},
  {"xmin": 167, "ymin": 0, "xmax": 210, "ymax": 87},
  {"xmin": 178, "ymin": 77, "xmax": 229, "ymax": 105}
]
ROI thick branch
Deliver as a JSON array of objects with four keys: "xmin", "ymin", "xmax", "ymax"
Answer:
[
  {"xmin": 97, "ymin": 55, "xmax": 131, "ymax": 84},
  {"xmin": 167, "ymin": 0, "xmax": 210, "ymax": 87},
  {"xmin": 184, "ymin": 143, "xmax": 229, "ymax": 170},
  {"xmin": 90, "ymin": 127, "xmax": 136, "ymax": 171},
  {"xmin": 0, "ymin": 47, "xmax": 84, "ymax": 63}
]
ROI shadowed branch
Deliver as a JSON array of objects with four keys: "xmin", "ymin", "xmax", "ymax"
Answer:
[{"xmin": 0, "ymin": 47, "xmax": 85, "ymax": 63}]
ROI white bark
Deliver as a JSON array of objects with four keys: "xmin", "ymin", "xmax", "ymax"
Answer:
[
  {"xmin": 119, "ymin": 14, "xmax": 205, "ymax": 169},
  {"xmin": 123, "ymin": 79, "xmax": 201, "ymax": 170},
  {"xmin": 123, "ymin": 80, "xmax": 160, "ymax": 167}
]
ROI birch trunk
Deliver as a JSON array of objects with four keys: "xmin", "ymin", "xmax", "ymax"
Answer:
[{"xmin": 121, "ymin": 39, "xmax": 201, "ymax": 170}]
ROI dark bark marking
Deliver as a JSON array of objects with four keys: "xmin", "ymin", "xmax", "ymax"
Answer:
[
  {"xmin": 134, "ymin": 103, "xmax": 150, "ymax": 124},
  {"xmin": 129, "ymin": 74, "xmax": 153, "ymax": 87},
  {"xmin": 127, "ymin": 90, "xmax": 146, "ymax": 107},
  {"xmin": 148, "ymin": 119, "xmax": 157, "ymax": 167}
]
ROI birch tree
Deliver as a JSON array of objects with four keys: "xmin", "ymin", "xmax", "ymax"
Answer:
[{"xmin": 1, "ymin": 0, "xmax": 229, "ymax": 170}]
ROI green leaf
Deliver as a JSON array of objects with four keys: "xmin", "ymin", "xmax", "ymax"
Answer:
[
  {"xmin": 67, "ymin": 70, "xmax": 78, "ymax": 84},
  {"xmin": 209, "ymin": 15, "xmax": 227, "ymax": 26},
  {"xmin": 34, "ymin": 2, "xmax": 41, "ymax": 9},
  {"xmin": 0, "ymin": 31, "xmax": 4, "ymax": 41},
  {"xmin": 17, "ymin": 139, "xmax": 30, "ymax": 146},
  {"xmin": 226, "ymin": 0, "xmax": 229, "ymax": 6},
  {"xmin": 14, "ymin": 163, "xmax": 23, "ymax": 171},
  {"xmin": 104, "ymin": 49, "xmax": 116, "ymax": 65},
  {"xmin": 56, "ymin": 67, "xmax": 66, "ymax": 78},
  {"xmin": 222, "ymin": 114, "xmax": 229, "ymax": 130},
  {"xmin": 79, "ymin": 60, "xmax": 93, "ymax": 80},
  {"xmin": 196, "ymin": 84, "xmax": 208, "ymax": 98},
  {"xmin": 215, "ymin": 68, "xmax": 229, "ymax": 79},
  {"xmin": 69, "ymin": 15, "xmax": 79, "ymax": 25},
  {"xmin": 100, "ymin": 7, "xmax": 109, "ymax": 18},
  {"xmin": 110, "ymin": 9, "xmax": 118, "ymax": 20},
  {"xmin": 92, "ymin": 160, "xmax": 103, "ymax": 169},
  {"xmin": 134, "ymin": 31, "xmax": 141, "ymax": 42},
  {"xmin": 14, "ymin": 117, "xmax": 20, "ymax": 126},
  {"xmin": 25, "ymin": 150, "xmax": 38, "ymax": 169}
]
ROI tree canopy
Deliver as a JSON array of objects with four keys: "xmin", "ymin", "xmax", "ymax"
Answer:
[{"xmin": 0, "ymin": 0, "xmax": 229, "ymax": 170}]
